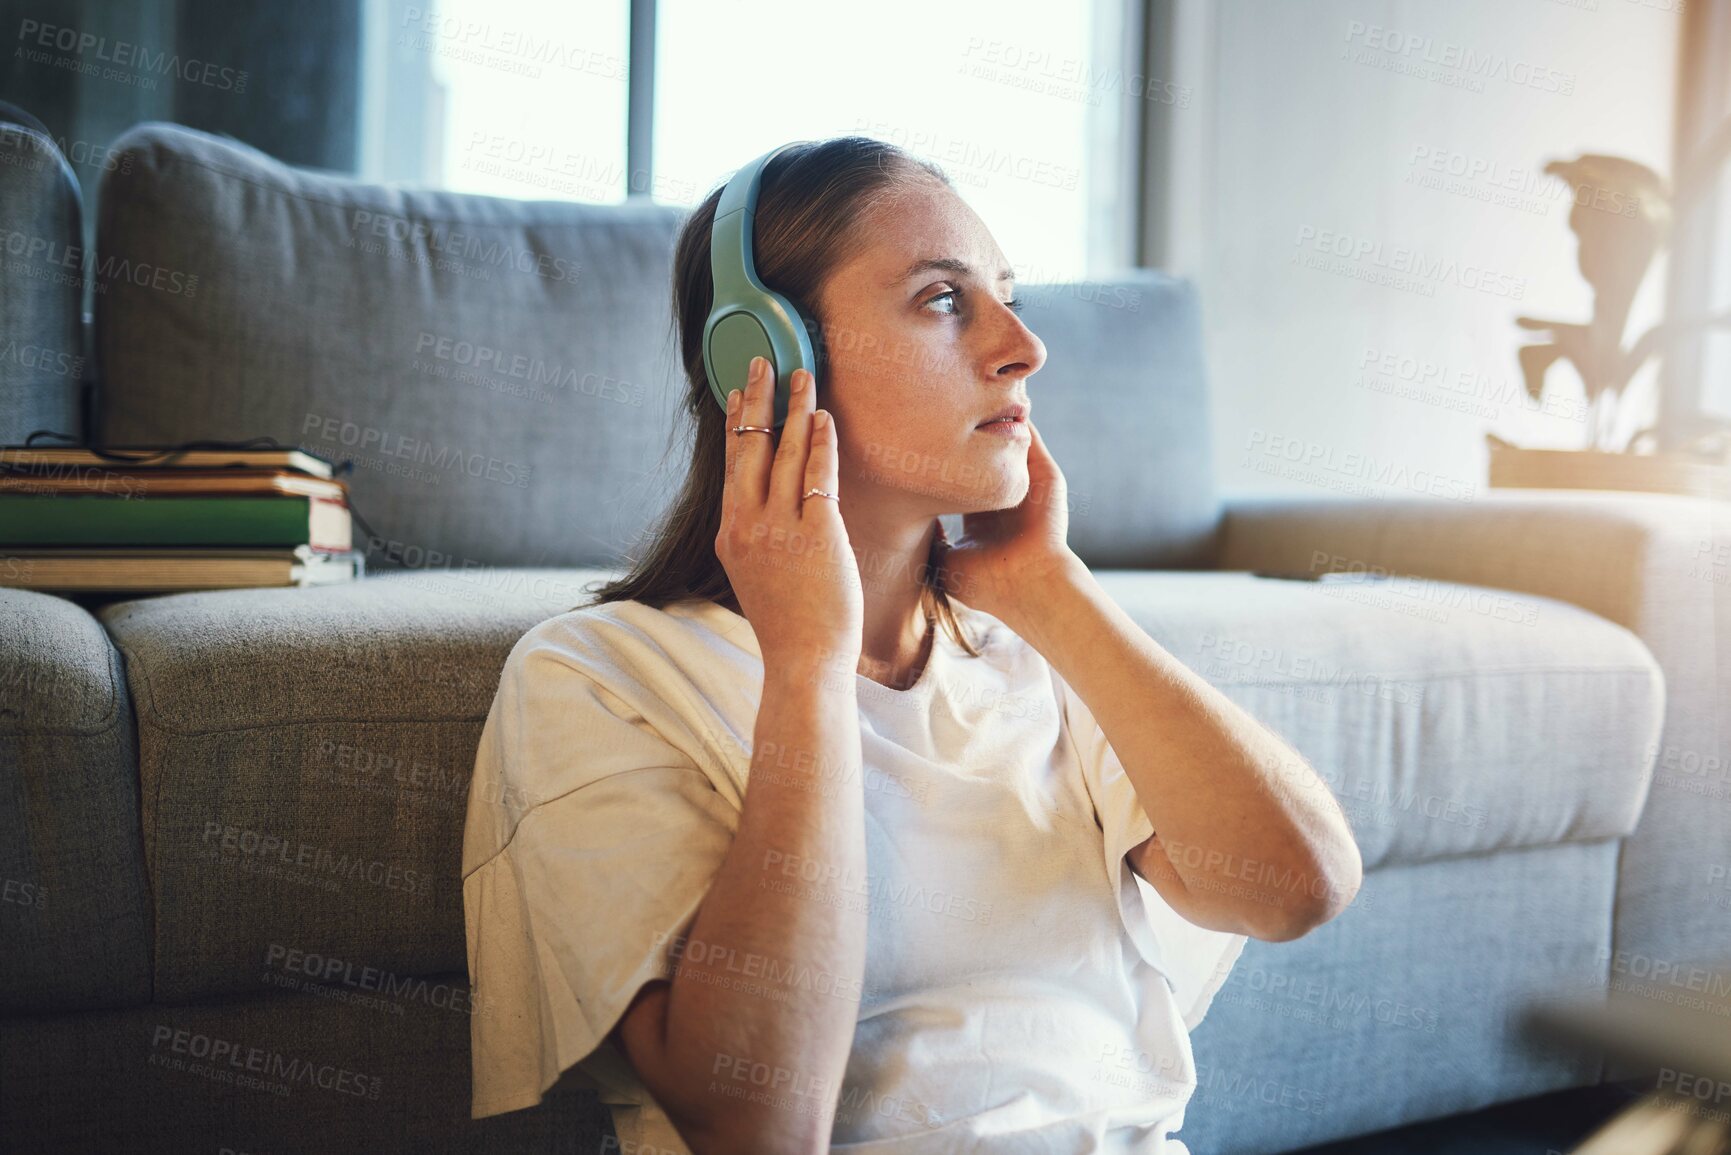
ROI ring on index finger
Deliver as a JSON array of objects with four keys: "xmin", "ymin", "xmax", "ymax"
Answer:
[
  {"xmin": 801, "ymin": 487, "xmax": 840, "ymax": 504},
  {"xmin": 732, "ymin": 424, "xmax": 774, "ymax": 436}
]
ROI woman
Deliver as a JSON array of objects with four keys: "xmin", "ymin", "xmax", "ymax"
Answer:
[{"xmin": 461, "ymin": 136, "xmax": 1363, "ymax": 1154}]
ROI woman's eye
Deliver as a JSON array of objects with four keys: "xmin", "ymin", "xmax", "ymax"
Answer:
[{"xmin": 923, "ymin": 289, "xmax": 1023, "ymax": 316}]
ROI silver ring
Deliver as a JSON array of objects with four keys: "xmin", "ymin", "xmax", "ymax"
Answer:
[
  {"xmin": 802, "ymin": 487, "xmax": 839, "ymax": 504},
  {"xmin": 731, "ymin": 425, "xmax": 774, "ymax": 436}
]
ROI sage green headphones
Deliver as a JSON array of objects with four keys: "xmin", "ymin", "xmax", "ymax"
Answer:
[{"xmin": 702, "ymin": 141, "xmax": 820, "ymax": 428}]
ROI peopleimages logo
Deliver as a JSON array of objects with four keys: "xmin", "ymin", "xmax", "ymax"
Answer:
[
  {"xmin": 346, "ymin": 210, "xmax": 580, "ymax": 283},
  {"xmin": 1406, "ymin": 146, "xmax": 1641, "ymax": 218},
  {"xmin": 0, "ymin": 339, "xmax": 84, "ymax": 381},
  {"xmin": 759, "ymin": 850, "xmax": 994, "ymax": 925},
  {"xmin": 0, "ymin": 126, "xmax": 133, "ymax": 174},
  {"xmin": 1341, "ymin": 21, "xmax": 1576, "ymax": 95},
  {"xmin": 201, "ymin": 822, "xmax": 430, "ymax": 896},
  {"xmin": 412, "ymin": 331, "xmax": 644, "ymax": 405},
  {"xmin": 0, "ymin": 228, "xmax": 199, "ymax": 297},
  {"xmin": 396, "ymin": 6, "xmax": 630, "ymax": 79},
  {"xmin": 1244, "ymin": 428, "xmax": 1479, "ymax": 503},
  {"xmin": 149, "ymin": 1026, "xmax": 380, "ymax": 1099},
  {"xmin": 1293, "ymin": 226, "xmax": 1526, "ymax": 300},
  {"xmin": 264, "ymin": 944, "xmax": 490, "ymax": 1016},
  {"xmin": 16, "ymin": 20, "xmax": 249, "ymax": 91},
  {"xmin": 300, "ymin": 413, "xmax": 535, "ymax": 489}
]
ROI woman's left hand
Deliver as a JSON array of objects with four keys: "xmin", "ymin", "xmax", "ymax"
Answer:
[{"xmin": 934, "ymin": 418, "xmax": 1081, "ymax": 624}]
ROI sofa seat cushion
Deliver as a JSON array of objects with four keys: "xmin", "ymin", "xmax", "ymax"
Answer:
[
  {"xmin": 97, "ymin": 568, "xmax": 615, "ymax": 1003},
  {"xmin": 1, "ymin": 589, "xmax": 152, "ymax": 1012},
  {"xmin": 94, "ymin": 565, "xmax": 1664, "ymax": 1003},
  {"xmin": 1093, "ymin": 570, "xmax": 1665, "ymax": 871}
]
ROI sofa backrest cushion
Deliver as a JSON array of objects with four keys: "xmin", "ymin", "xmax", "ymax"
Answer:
[
  {"xmin": 0, "ymin": 116, "xmax": 86, "ymax": 446},
  {"xmin": 96, "ymin": 122, "xmax": 691, "ymax": 570},
  {"xmin": 94, "ymin": 123, "xmax": 1220, "ymax": 571}
]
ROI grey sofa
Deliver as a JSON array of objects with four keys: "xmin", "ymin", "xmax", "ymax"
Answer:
[{"xmin": 2, "ymin": 120, "xmax": 1726, "ymax": 1155}]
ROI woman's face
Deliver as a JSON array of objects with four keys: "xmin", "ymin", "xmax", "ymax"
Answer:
[{"xmin": 814, "ymin": 178, "xmax": 1047, "ymax": 516}]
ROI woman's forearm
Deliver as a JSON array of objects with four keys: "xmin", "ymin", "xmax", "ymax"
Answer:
[
  {"xmin": 651, "ymin": 644, "xmax": 869, "ymax": 1154},
  {"xmin": 1012, "ymin": 558, "xmax": 1363, "ymax": 940}
]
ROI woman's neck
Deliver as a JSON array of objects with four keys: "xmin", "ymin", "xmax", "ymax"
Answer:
[
  {"xmin": 857, "ymin": 602, "xmax": 934, "ymax": 690},
  {"xmin": 717, "ymin": 516, "xmax": 942, "ymax": 691},
  {"xmin": 716, "ymin": 585, "xmax": 934, "ymax": 690}
]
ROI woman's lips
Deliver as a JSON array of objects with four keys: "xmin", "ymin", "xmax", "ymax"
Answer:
[{"xmin": 974, "ymin": 418, "xmax": 1030, "ymax": 439}]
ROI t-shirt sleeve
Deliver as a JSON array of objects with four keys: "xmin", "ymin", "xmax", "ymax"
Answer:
[
  {"xmin": 461, "ymin": 625, "xmax": 740, "ymax": 1120},
  {"xmin": 1053, "ymin": 667, "xmax": 1248, "ymax": 1033}
]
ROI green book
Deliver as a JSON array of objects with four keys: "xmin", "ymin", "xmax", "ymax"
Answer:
[{"xmin": 0, "ymin": 494, "xmax": 351, "ymax": 550}]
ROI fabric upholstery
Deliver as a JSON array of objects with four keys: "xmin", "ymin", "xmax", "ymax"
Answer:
[
  {"xmin": 1088, "ymin": 569, "xmax": 1664, "ymax": 871},
  {"xmin": 0, "ymin": 968, "xmax": 609, "ymax": 1153},
  {"xmin": 1185, "ymin": 838, "xmax": 1621, "ymax": 1154},
  {"xmin": 0, "ymin": 839, "xmax": 1621, "ymax": 1155},
  {"xmin": 93, "ymin": 121, "xmax": 690, "ymax": 570},
  {"xmin": 0, "ymin": 588, "xmax": 151, "ymax": 1012},
  {"xmin": 92, "ymin": 124, "xmax": 1221, "ymax": 575},
  {"xmin": 1217, "ymin": 490, "xmax": 1731, "ymax": 993},
  {"xmin": 96, "ymin": 567, "xmax": 611, "ymax": 1003},
  {"xmin": 94, "ymin": 564, "xmax": 1657, "ymax": 1008},
  {"xmin": 0, "ymin": 117, "xmax": 85, "ymax": 445}
]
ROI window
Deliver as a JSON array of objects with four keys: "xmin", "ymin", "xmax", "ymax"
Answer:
[
  {"xmin": 361, "ymin": 0, "xmax": 1134, "ymax": 279},
  {"xmin": 1665, "ymin": 1, "xmax": 1731, "ymax": 436},
  {"xmin": 653, "ymin": 0, "xmax": 1127, "ymax": 280},
  {"xmin": 362, "ymin": 0, "xmax": 630, "ymax": 199}
]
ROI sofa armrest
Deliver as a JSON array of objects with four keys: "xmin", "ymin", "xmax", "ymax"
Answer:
[
  {"xmin": 1218, "ymin": 487, "xmax": 1731, "ymax": 976},
  {"xmin": 1219, "ymin": 489, "xmax": 1723, "ymax": 639},
  {"xmin": 0, "ymin": 588, "xmax": 152, "ymax": 1012}
]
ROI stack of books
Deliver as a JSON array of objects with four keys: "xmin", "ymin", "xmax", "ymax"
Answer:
[{"xmin": 0, "ymin": 445, "xmax": 365, "ymax": 593}]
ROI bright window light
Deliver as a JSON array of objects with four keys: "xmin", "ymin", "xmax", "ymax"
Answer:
[
  {"xmin": 421, "ymin": 0, "xmax": 631, "ymax": 201},
  {"xmin": 399, "ymin": 0, "xmax": 1119, "ymax": 278},
  {"xmin": 655, "ymin": 0, "xmax": 1110, "ymax": 280}
]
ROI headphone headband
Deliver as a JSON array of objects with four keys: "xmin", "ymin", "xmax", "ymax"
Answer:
[
  {"xmin": 709, "ymin": 141, "xmax": 801, "ymax": 304},
  {"xmin": 701, "ymin": 141, "xmax": 819, "ymax": 427}
]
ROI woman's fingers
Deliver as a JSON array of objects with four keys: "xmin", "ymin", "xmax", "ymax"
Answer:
[
  {"xmin": 712, "ymin": 355, "xmax": 864, "ymax": 647},
  {"xmin": 726, "ymin": 355, "xmax": 775, "ymax": 509},
  {"xmin": 768, "ymin": 367, "xmax": 816, "ymax": 515},
  {"xmin": 720, "ymin": 380, "xmax": 743, "ymax": 514},
  {"xmin": 802, "ymin": 401, "xmax": 840, "ymax": 524}
]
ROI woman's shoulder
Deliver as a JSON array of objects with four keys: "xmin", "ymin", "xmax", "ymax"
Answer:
[
  {"xmin": 519, "ymin": 595, "xmax": 729, "ymax": 643},
  {"xmin": 512, "ymin": 593, "xmax": 1029, "ymax": 683},
  {"xmin": 934, "ymin": 598, "xmax": 1066, "ymax": 707},
  {"xmin": 505, "ymin": 596, "xmax": 742, "ymax": 685}
]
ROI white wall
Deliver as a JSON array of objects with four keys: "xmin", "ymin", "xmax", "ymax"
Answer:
[{"xmin": 1163, "ymin": 0, "xmax": 1682, "ymax": 503}]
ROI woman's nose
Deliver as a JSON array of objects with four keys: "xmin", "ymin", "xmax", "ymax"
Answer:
[{"xmin": 997, "ymin": 317, "xmax": 1046, "ymax": 379}]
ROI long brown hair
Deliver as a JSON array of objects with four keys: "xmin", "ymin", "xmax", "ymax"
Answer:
[{"xmin": 581, "ymin": 135, "xmax": 982, "ymax": 658}]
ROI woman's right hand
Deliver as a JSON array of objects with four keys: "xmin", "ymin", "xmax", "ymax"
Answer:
[{"xmin": 715, "ymin": 354, "xmax": 864, "ymax": 672}]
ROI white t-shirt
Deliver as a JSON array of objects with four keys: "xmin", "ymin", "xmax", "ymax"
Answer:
[{"xmin": 461, "ymin": 594, "xmax": 1247, "ymax": 1153}]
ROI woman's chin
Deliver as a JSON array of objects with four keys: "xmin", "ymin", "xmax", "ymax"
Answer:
[{"xmin": 953, "ymin": 468, "xmax": 1029, "ymax": 514}]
